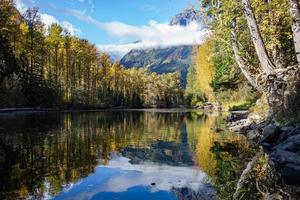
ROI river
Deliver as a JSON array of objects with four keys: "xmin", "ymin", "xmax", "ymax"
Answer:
[{"xmin": 0, "ymin": 109, "xmax": 250, "ymax": 200}]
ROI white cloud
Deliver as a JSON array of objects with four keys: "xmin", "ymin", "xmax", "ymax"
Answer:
[
  {"xmin": 14, "ymin": 0, "xmax": 81, "ymax": 36},
  {"xmin": 53, "ymin": 156, "xmax": 215, "ymax": 199},
  {"xmin": 40, "ymin": 13, "xmax": 59, "ymax": 28},
  {"xmin": 98, "ymin": 21, "xmax": 210, "ymax": 58},
  {"xmin": 64, "ymin": 8, "xmax": 102, "ymax": 28},
  {"xmin": 98, "ymin": 43, "xmax": 148, "ymax": 59},
  {"xmin": 103, "ymin": 20, "xmax": 208, "ymax": 45},
  {"xmin": 101, "ymin": 156, "xmax": 210, "ymax": 193},
  {"xmin": 63, "ymin": 9, "xmax": 210, "ymax": 58},
  {"xmin": 14, "ymin": 0, "xmax": 28, "ymax": 13},
  {"xmin": 62, "ymin": 21, "xmax": 82, "ymax": 36}
]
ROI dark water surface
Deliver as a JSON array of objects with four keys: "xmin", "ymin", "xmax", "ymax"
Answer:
[{"xmin": 0, "ymin": 110, "xmax": 249, "ymax": 200}]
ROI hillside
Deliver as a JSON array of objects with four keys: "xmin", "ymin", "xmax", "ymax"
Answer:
[
  {"xmin": 120, "ymin": 7, "xmax": 204, "ymax": 87},
  {"xmin": 120, "ymin": 46, "xmax": 196, "ymax": 86}
]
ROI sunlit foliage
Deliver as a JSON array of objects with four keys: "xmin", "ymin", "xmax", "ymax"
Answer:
[
  {"xmin": 189, "ymin": 0, "xmax": 297, "ymax": 111},
  {"xmin": 185, "ymin": 39, "xmax": 215, "ymax": 105},
  {"xmin": 0, "ymin": 1, "xmax": 182, "ymax": 108}
]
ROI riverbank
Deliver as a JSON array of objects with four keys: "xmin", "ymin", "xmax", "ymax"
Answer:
[
  {"xmin": 0, "ymin": 106, "xmax": 206, "ymax": 115},
  {"xmin": 0, "ymin": 102, "xmax": 223, "ymax": 114},
  {"xmin": 227, "ymin": 110, "xmax": 300, "ymax": 199}
]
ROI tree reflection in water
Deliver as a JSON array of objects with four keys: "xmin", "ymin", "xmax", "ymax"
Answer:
[{"xmin": 0, "ymin": 110, "xmax": 249, "ymax": 200}]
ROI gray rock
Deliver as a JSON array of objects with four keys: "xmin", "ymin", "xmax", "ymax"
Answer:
[
  {"xmin": 281, "ymin": 126, "xmax": 295, "ymax": 134},
  {"xmin": 286, "ymin": 129, "xmax": 300, "ymax": 138},
  {"xmin": 215, "ymin": 127, "xmax": 223, "ymax": 133},
  {"xmin": 260, "ymin": 124, "xmax": 282, "ymax": 144},
  {"xmin": 247, "ymin": 130, "xmax": 260, "ymax": 142},
  {"xmin": 267, "ymin": 130, "xmax": 300, "ymax": 186},
  {"xmin": 263, "ymin": 124, "xmax": 281, "ymax": 136},
  {"xmin": 271, "ymin": 150, "xmax": 300, "ymax": 185},
  {"xmin": 278, "ymin": 129, "xmax": 300, "ymax": 143},
  {"xmin": 271, "ymin": 150, "xmax": 300, "ymax": 164},
  {"xmin": 273, "ymin": 134, "xmax": 300, "ymax": 153},
  {"xmin": 261, "ymin": 142, "xmax": 272, "ymax": 150},
  {"xmin": 280, "ymin": 163, "xmax": 300, "ymax": 185}
]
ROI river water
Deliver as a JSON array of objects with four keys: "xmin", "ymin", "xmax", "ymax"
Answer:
[{"xmin": 0, "ymin": 109, "xmax": 250, "ymax": 200}]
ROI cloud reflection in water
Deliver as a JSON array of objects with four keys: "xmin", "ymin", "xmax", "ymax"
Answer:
[{"xmin": 54, "ymin": 156, "xmax": 215, "ymax": 200}]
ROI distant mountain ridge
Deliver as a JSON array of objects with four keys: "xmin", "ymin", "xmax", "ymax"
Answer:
[
  {"xmin": 121, "ymin": 46, "xmax": 197, "ymax": 86},
  {"xmin": 169, "ymin": 6, "xmax": 205, "ymax": 27},
  {"xmin": 120, "ymin": 7, "xmax": 205, "ymax": 87}
]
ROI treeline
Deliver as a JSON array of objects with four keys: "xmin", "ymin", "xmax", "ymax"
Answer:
[{"xmin": 0, "ymin": 1, "xmax": 183, "ymax": 108}]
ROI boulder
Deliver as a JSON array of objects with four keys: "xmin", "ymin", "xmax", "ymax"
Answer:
[
  {"xmin": 276, "ymin": 129, "xmax": 300, "ymax": 145},
  {"xmin": 260, "ymin": 124, "xmax": 282, "ymax": 144},
  {"xmin": 271, "ymin": 150, "xmax": 300, "ymax": 164},
  {"xmin": 280, "ymin": 163, "xmax": 300, "ymax": 185},
  {"xmin": 286, "ymin": 129, "xmax": 300, "ymax": 139},
  {"xmin": 271, "ymin": 150, "xmax": 300, "ymax": 185},
  {"xmin": 281, "ymin": 126, "xmax": 295, "ymax": 134},
  {"xmin": 215, "ymin": 127, "xmax": 223, "ymax": 133},
  {"xmin": 273, "ymin": 134, "xmax": 300, "ymax": 153},
  {"xmin": 246, "ymin": 130, "xmax": 260, "ymax": 143}
]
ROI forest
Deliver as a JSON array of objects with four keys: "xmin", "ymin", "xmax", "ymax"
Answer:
[
  {"xmin": 3, "ymin": 0, "xmax": 300, "ymax": 118},
  {"xmin": 0, "ymin": 1, "xmax": 183, "ymax": 109},
  {"xmin": 1, "ymin": 0, "xmax": 300, "ymax": 117},
  {"xmin": 186, "ymin": 0, "xmax": 300, "ymax": 121}
]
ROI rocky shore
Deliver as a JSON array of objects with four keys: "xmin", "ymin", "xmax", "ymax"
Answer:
[{"xmin": 227, "ymin": 111, "xmax": 300, "ymax": 199}]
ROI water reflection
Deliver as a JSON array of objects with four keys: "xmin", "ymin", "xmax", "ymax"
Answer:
[
  {"xmin": 0, "ymin": 110, "xmax": 248, "ymax": 200},
  {"xmin": 54, "ymin": 155, "xmax": 214, "ymax": 200}
]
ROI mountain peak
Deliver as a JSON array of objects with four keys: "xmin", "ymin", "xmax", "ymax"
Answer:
[
  {"xmin": 184, "ymin": 5, "xmax": 196, "ymax": 12},
  {"xmin": 169, "ymin": 6, "xmax": 203, "ymax": 27}
]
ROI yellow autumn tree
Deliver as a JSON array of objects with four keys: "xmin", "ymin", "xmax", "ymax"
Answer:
[
  {"xmin": 195, "ymin": 39, "xmax": 215, "ymax": 102},
  {"xmin": 186, "ymin": 39, "xmax": 215, "ymax": 105}
]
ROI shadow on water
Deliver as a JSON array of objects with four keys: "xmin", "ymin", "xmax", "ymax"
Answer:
[{"xmin": 0, "ymin": 110, "xmax": 251, "ymax": 200}]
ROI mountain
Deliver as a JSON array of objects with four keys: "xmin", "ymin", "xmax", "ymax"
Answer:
[
  {"xmin": 120, "ymin": 7, "xmax": 205, "ymax": 87},
  {"xmin": 169, "ymin": 6, "xmax": 205, "ymax": 27},
  {"xmin": 121, "ymin": 46, "xmax": 196, "ymax": 86}
]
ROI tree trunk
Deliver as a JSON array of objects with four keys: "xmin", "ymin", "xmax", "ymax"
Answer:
[
  {"xmin": 231, "ymin": 30, "xmax": 260, "ymax": 90},
  {"xmin": 289, "ymin": 0, "xmax": 300, "ymax": 64},
  {"xmin": 242, "ymin": 0, "xmax": 275, "ymax": 75},
  {"xmin": 55, "ymin": 45, "xmax": 58, "ymax": 85},
  {"xmin": 233, "ymin": 152, "xmax": 261, "ymax": 200},
  {"xmin": 267, "ymin": 0, "xmax": 284, "ymax": 68}
]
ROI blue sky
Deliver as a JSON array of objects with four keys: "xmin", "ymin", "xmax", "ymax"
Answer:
[{"xmin": 15, "ymin": 0, "xmax": 206, "ymax": 58}]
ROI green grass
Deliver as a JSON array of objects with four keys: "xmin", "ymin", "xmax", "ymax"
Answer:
[{"xmin": 228, "ymin": 100, "xmax": 256, "ymax": 111}]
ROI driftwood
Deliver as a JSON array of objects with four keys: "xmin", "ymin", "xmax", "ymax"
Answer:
[{"xmin": 233, "ymin": 152, "xmax": 262, "ymax": 200}]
